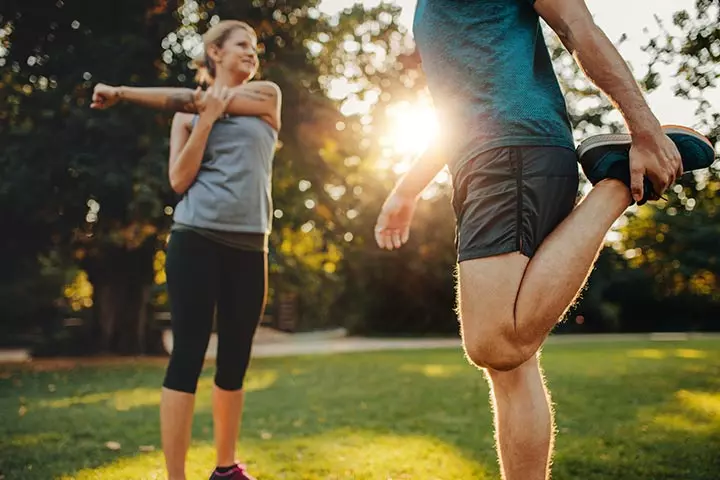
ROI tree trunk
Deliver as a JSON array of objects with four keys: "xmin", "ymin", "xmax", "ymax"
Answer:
[{"xmin": 85, "ymin": 237, "xmax": 158, "ymax": 355}]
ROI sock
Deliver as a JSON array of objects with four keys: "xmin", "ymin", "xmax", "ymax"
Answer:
[{"xmin": 215, "ymin": 465, "xmax": 237, "ymax": 473}]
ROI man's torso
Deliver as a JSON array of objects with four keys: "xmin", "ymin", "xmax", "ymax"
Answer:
[{"xmin": 413, "ymin": 0, "xmax": 575, "ymax": 172}]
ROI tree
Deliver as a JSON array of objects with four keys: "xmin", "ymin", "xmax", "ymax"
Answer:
[
  {"xmin": 607, "ymin": 0, "xmax": 720, "ymax": 331},
  {"xmin": 568, "ymin": 0, "xmax": 720, "ymax": 333},
  {"xmin": 0, "ymin": 0, "xmax": 418, "ymax": 350},
  {"xmin": 643, "ymin": 0, "xmax": 720, "ymax": 140},
  {"xmin": 0, "ymin": 0, "xmax": 180, "ymax": 353}
]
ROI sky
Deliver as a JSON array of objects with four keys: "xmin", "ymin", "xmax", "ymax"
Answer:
[{"xmin": 318, "ymin": 0, "xmax": 712, "ymax": 128}]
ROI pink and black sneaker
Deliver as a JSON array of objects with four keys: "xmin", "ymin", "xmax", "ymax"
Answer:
[{"xmin": 209, "ymin": 464, "xmax": 256, "ymax": 480}]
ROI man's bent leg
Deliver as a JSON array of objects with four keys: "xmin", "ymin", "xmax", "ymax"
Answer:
[
  {"xmin": 513, "ymin": 179, "xmax": 631, "ymax": 346},
  {"xmin": 459, "ymin": 178, "xmax": 631, "ymax": 370},
  {"xmin": 458, "ymin": 180, "xmax": 628, "ymax": 480},
  {"xmin": 454, "ymin": 147, "xmax": 630, "ymax": 478},
  {"xmin": 486, "ymin": 354, "xmax": 553, "ymax": 480}
]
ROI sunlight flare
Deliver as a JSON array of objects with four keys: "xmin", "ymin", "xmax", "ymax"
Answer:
[{"xmin": 382, "ymin": 99, "xmax": 440, "ymax": 159}]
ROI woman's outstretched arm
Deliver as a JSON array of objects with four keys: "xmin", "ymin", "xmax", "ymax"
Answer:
[{"xmin": 91, "ymin": 81, "xmax": 281, "ymax": 130}]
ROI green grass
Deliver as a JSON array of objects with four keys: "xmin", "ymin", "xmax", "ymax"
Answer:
[{"xmin": 1, "ymin": 339, "xmax": 719, "ymax": 479}]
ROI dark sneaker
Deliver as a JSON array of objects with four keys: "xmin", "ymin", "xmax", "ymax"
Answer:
[
  {"xmin": 209, "ymin": 464, "xmax": 256, "ymax": 480},
  {"xmin": 578, "ymin": 125, "xmax": 716, "ymax": 205}
]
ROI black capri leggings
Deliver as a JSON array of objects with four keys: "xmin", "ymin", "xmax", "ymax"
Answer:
[{"xmin": 163, "ymin": 230, "xmax": 267, "ymax": 394}]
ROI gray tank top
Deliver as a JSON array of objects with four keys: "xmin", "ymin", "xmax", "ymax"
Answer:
[{"xmin": 173, "ymin": 115, "xmax": 278, "ymax": 237}]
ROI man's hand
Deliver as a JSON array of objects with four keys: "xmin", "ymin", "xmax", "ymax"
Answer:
[
  {"xmin": 629, "ymin": 130, "xmax": 683, "ymax": 202},
  {"xmin": 373, "ymin": 141, "xmax": 447, "ymax": 251},
  {"xmin": 90, "ymin": 83, "xmax": 121, "ymax": 109},
  {"xmin": 374, "ymin": 192, "xmax": 418, "ymax": 250}
]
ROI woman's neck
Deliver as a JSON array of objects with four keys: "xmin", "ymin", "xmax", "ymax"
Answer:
[{"xmin": 213, "ymin": 70, "xmax": 248, "ymax": 88}]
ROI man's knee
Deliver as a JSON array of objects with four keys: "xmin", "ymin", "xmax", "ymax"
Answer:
[{"xmin": 463, "ymin": 324, "xmax": 534, "ymax": 372}]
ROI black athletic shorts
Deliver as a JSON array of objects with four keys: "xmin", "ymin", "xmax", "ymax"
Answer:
[{"xmin": 451, "ymin": 146, "xmax": 580, "ymax": 262}]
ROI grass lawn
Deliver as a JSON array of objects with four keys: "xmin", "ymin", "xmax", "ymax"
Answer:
[{"xmin": 1, "ymin": 339, "xmax": 719, "ymax": 479}]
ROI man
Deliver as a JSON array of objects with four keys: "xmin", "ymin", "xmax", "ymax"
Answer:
[{"xmin": 374, "ymin": 1, "xmax": 716, "ymax": 479}]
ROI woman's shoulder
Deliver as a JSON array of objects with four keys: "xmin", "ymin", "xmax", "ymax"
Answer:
[
  {"xmin": 246, "ymin": 80, "xmax": 281, "ymax": 92},
  {"xmin": 235, "ymin": 80, "xmax": 282, "ymax": 101},
  {"xmin": 236, "ymin": 80, "xmax": 282, "ymax": 131}
]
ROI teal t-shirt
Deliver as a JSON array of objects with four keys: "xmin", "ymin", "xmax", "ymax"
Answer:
[{"xmin": 413, "ymin": 0, "xmax": 575, "ymax": 172}]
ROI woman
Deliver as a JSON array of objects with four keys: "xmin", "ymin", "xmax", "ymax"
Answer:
[{"xmin": 91, "ymin": 20, "xmax": 280, "ymax": 480}]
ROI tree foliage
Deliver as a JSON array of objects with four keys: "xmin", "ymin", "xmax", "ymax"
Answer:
[{"xmin": 1, "ymin": 1, "xmax": 719, "ymax": 352}]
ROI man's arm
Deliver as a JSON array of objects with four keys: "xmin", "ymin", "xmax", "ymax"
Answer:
[
  {"xmin": 533, "ymin": 0, "xmax": 682, "ymax": 200},
  {"xmin": 533, "ymin": 0, "xmax": 657, "ymax": 137},
  {"xmin": 374, "ymin": 141, "xmax": 447, "ymax": 250},
  {"xmin": 390, "ymin": 140, "xmax": 447, "ymax": 199}
]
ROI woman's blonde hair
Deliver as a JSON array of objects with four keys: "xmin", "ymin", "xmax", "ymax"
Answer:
[{"xmin": 192, "ymin": 20, "xmax": 257, "ymax": 85}]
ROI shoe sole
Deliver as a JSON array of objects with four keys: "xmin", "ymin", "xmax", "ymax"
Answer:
[{"xmin": 577, "ymin": 125, "xmax": 714, "ymax": 158}]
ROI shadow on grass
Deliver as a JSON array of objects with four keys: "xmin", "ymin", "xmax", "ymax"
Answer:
[{"xmin": 1, "ymin": 341, "xmax": 719, "ymax": 479}]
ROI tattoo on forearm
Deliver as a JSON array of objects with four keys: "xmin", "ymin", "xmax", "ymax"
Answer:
[
  {"xmin": 237, "ymin": 88, "xmax": 276, "ymax": 102},
  {"xmin": 165, "ymin": 92, "xmax": 197, "ymax": 113}
]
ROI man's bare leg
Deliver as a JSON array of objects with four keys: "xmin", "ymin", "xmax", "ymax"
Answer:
[
  {"xmin": 486, "ymin": 354, "xmax": 553, "ymax": 480},
  {"xmin": 459, "ymin": 178, "xmax": 632, "ymax": 371},
  {"xmin": 458, "ymin": 179, "xmax": 631, "ymax": 480}
]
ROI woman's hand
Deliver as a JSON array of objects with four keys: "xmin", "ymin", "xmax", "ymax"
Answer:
[
  {"xmin": 196, "ymin": 84, "xmax": 235, "ymax": 123},
  {"xmin": 90, "ymin": 83, "xmax": 121, "ymax": 109}
]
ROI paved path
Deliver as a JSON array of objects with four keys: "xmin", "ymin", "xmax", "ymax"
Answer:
[
  {"xmin": 252, "ymin": 337, "xmax": 461, "ymax": 358},
  {"xmin": 250, "ymin": 332, "xmax": 719, "ymax": 359},
  {"xmin": 1, "ymin": 332, "xmax": 718, "ymax": 365}
]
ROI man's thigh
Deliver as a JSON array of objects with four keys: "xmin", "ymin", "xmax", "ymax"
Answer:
[
  {"xmin": 452, "ymin": 145, "xmax": 579, "ymax": 336},
  {"xmin": 457, "ymin": 252, "xmax": 528, "ymax": 343},
  {"xmin": 451, "ymin": 145, "xmax": 579, "ymax": 261}
]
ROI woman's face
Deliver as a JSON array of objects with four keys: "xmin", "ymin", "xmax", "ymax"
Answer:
[{"xmin": 213, "ymin": 28, "xmax": 259, "ymax": 81}]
